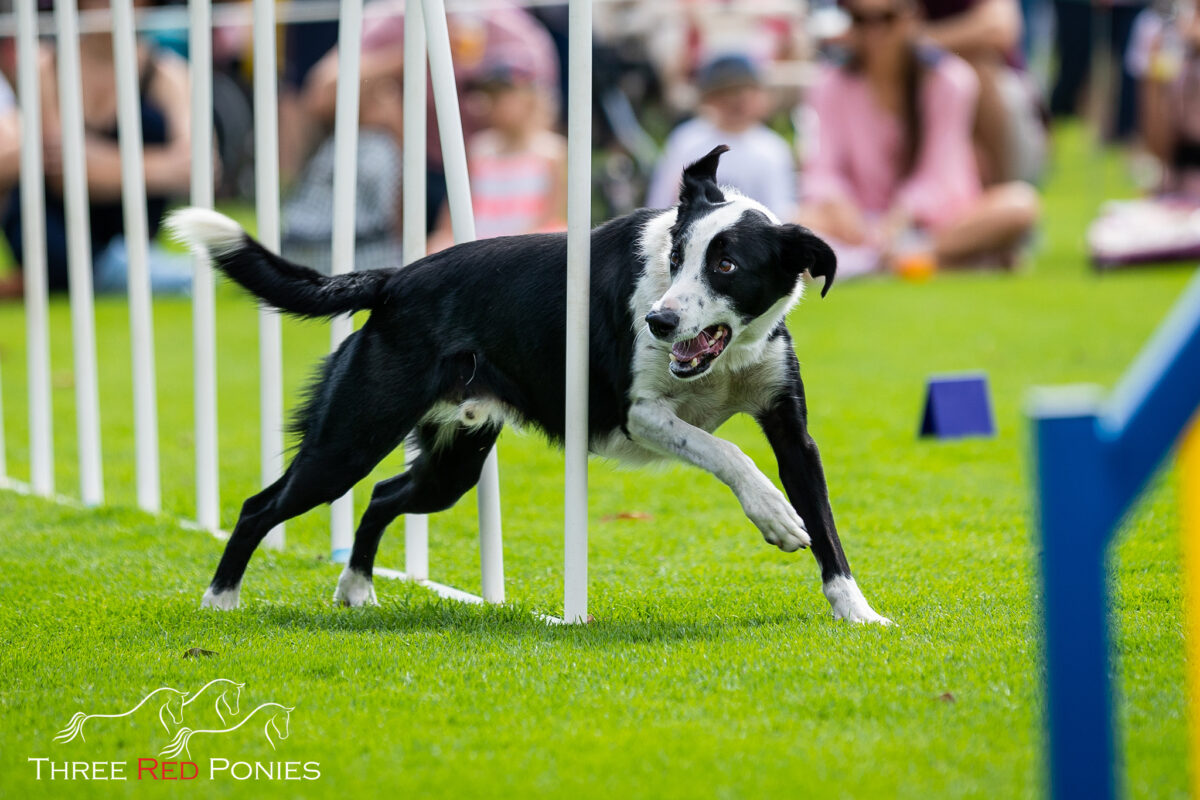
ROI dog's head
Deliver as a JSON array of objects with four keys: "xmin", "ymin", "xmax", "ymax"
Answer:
[{"xmin": 644, "ymin": 145, "xmax": 836, "ymax": 380}]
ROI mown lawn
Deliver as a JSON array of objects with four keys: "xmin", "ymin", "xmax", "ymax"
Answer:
[{"xmin": 0, "ymin": 124, "xmax": 1190, "ymax": 799}]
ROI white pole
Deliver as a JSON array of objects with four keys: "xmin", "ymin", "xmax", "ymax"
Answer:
[
  {"xmin": 328, "ymin": 0, "xmax": 363, "ymax": 563},
  {"xmin": 402, "ymin": 0, "xmax": 429, "ymax": 581},
  {"xmin": 0, "ymin": 356, "xmax": 7, "ymax": 481},
  {"xmin": 189, "ymin": 0, "xmax": 219, "ymax": 531},
  {"xmin": 56, "ymin": 0, "xmax": 104, "ymax": 507},
  {"xmin": 253, "ymin": 0, "xmax": 285, "ymax": 549},
  {"xmin": 424, "ymin": 0, "xmax": 504, "ymax": 603},
  {"xmin": 563, "ymin": 0, "xmax": 591, "ymax": 625},
  {"xmin": 113, "ymin": 0, "xmax": 161, "ymax": 512},
  {"xmin": 15, "ymin": 0, "xmax": 53, "ymax": 498}
]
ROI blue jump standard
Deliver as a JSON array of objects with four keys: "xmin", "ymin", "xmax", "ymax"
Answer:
[
  {"xmin": 919, "ymin": 373, "xmax": 995, "ymax": 438},
  {"xmin": 1029, "ymin": 269, "xmax": 1200, "ymax": 800}
]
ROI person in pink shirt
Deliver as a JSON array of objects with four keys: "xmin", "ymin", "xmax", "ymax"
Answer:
[{"xmin": 797, "ymin": 0, "xmax": 1039, "ymax": 275}]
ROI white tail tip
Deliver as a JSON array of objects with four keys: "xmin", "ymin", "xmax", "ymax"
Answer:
[{"xmin": 165, "ymin": 207, "xmax": 245, "ymax": 256}]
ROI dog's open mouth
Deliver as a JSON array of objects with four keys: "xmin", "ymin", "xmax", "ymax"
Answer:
[{"xmin": 669, "ymin": 324, "xmax": 731, "ymax": 378}]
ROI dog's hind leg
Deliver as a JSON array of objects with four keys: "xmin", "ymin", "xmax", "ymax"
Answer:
[
  {"xmin": 333, "ymin": 424, "xmax": 501, "ymax": 607},
  {"xmin": 201, "ymin": 445, "xmax": 388, "ymax": 609},
  {"xmin": 202, "ymin": 331, "xmax": 437, "ymax": 610}
]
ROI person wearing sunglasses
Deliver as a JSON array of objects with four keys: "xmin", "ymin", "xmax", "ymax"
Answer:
[{"xmin": 796, "ymin": 0, "xmax": 1040, "ymax": 275}]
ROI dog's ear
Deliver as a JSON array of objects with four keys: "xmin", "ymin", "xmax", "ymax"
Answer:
[
  {"xmin": 778, "ymin": 224, "xmax": 837, "ymax": 297},
  {"xmin": 679, "ymin": 145, "xmax": 729, "ymax": 208}
]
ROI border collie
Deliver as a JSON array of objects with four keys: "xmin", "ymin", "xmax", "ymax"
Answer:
[{"xmin": 168, "ymin": 145, "xmax": 890, "ymax": 625}]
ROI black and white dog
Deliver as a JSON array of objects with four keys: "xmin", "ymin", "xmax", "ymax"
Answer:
[{"xmin": 169, "ymin": 145, "xmax": 890, "ymax": 624}]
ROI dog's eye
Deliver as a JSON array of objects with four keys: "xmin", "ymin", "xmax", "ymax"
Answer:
[
  {"xmin": 716, "ymin": 258, "xmax": 737, "ymax": 274},
  {"xmin": 669, "ymin": 248, "xmax": 681, "ymax": 269}
]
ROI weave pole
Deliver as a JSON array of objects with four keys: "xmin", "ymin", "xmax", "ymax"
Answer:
[
  {"xmin": 15, "ymin": 0, "xmax": 53, "ymax": 497},
  {"xmin": 424, "ymin": 0, "xmax": 504, "ymax": 603},
  {"xmin": 0, "ymin": 358, "xmax": 7, "ymax": 480},
  {"xmin": 55, "ymin": 0, "xmax": 104, "ymax": 507},
  {"xmin": 563, "ymin": 0, "xmax": 592, "ymax": 624},
  {"xmin": 1183, "ymin": 419, "xmax": 1200, "ymax": 800},
  {"xmin": 253, "ymin": 0, "xmax": 285, "ymax": 549},
  {"xmin": 402, "ymin": 0, "xmax": 430, "ymax": 581},
  {"xmin": 189, "ymin": 0, "xmax": 219, "ymax": 531},
  {"xmin": 112, "ymin": 0, "xmax": 161, "ymax": 512},
  {"xmin": 328, "ymin": 0, "xmax": 364, "ymax": 563}
]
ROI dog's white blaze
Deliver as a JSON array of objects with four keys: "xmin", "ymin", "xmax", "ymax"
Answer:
[
  {"xmin": 200, "ymin": 583, "xmax": 241, "ymax": 611},
  {"xmin": 822, "ymin": 575, "xmax": 892, "ymax": 625},
  {"xmin": 637, "ymin": 190, "xmax": 806, "ymax": 378},
  {"xmin": 165, "ymin": 208, "xmax": 244, "ymax": 256},
  {"xmin": 333, "ymin": 567, "xmax": 378, "ymax": 607}
]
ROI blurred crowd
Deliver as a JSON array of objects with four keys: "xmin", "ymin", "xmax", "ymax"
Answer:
[{"xmin": 1, "ymin": 0, "xmax": 1200, "ymax": 298}]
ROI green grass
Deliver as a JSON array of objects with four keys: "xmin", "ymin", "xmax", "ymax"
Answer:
[{"xmin": 0, "ymin": 124, "xmax": 1190, "ymax": 798}]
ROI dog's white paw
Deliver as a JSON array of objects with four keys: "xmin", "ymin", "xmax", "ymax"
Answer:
[
  {"xmin": 201, "ymin": 584, "xmax": 240, "ymax": 611},
  {"xmin": 333, "ymin": 567, "xmax": 378, "ymax": 607},
  {"xmin": 823, "ymin": 575, "xmax": 892, "ymax": 625},
  {"xmin": 738, "ymin": 476, "xmax": 811, "ymax": 552}
]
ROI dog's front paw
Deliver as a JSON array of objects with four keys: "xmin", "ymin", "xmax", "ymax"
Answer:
[
  {"xmin": 823, "ymin": 576, "xmax": 892, "ymax": 625},
  {"xmin": 333, "ymin": 567, "xmax": 379, "ymax": 607},
  {"xmin": 201, "ymin": 584, "xmax": 240, "ymax": 610},
  {"xmin": 738, "ymin": 477, "xmax": 811, "ymax": 552}
]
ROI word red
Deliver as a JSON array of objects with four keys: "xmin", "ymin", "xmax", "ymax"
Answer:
[{"xmin": 137, "ymin": 758, "xmax": 199, "ymax": 780}]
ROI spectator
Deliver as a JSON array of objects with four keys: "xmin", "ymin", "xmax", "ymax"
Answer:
[
  {"xmin": 302, "ymin": 0, "xmax": 559, "ymax": 234},
  {"xmin": 429, "ymin": 57, "xmax": 566, "ymax": 248},
  {"xmin": 0, "ymin": 71, "xmax": 22, "ymax": 299},
  {"xmin": 280, "ymin": 8, "xmax": 341, "ymax": 185},
  {"xmin": 797, "ymin": 0, "xmax": 1039, "ymax": 276},
  {"xmin": 919, "ymin": 0, "xmax": 1045, "ymax": 184},
  {"xmin": 1084, "ymin": 0, "xmax": 1200, "ymax": 267},
  {"xmin": 1130, "ymin": 0, "xmax": 1200, "ymax": 197},
  {"xmin": 645, "ymin": 55, "xmax": 796, "ymax": 220},
  {"xmin": 629, "ymin": 0, "xmax": 807, "ymax": 116},
  {"xmin": 283, "ymin": 61, "xmax": 404, "ymax": 272},
  {"xmin": 2, "ymin": 0, "xmax": 193, "ymax": 295},
  {"xmin": 1050, "ymin": 0, "xmax": 1147, "ymax": 141}
]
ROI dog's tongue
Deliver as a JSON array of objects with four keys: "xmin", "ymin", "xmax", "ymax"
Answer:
[{"xmin": 672, "ymin": 330, "xmax": 712, "ymax": 360}]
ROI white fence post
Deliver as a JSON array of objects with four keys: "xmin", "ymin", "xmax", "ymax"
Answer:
[
  {"xmin": 189, "ymin": 0, "xmax": 220, "ymax": 532},
  {"xmin": 423, "ymin": 0, "xmax": 504, "ymax": 603},
  {"xmin": 328, "ymin": 0, "xmax": 364, "ymax": 563},
  {"xmin": 253, "ymin": 0, "xmax": 285, "ymax": 549},
  {"xmin": 564, "ymin": 0, "xmax": 592, "ymax": 625},
  {"xmin": 15, "ymin": 0, "xmax": 53, "ymax": 498},
  {"xmin": 112, "ymin": 0, "xmax": 161, "ymax": 513},
  {"xmin": 55, "ymin": 0, "xmax": 104, "ymax": 507},
  {"xmin": 403, "ymin": 0, "xmax": 429, "ymax": 581}
]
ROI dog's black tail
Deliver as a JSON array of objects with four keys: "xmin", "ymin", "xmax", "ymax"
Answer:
[{"xmin": 165, "ymin": 207, "xmax": 389, "ymax": 318}]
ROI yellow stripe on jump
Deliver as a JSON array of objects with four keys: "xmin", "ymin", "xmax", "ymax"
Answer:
[{"xmin": 1183, "ymin": 417, "xmax": 1200, "ymax": 800}]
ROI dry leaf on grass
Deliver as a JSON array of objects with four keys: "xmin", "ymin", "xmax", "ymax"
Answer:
[
  {"xmin": 183, "ymin": 647, "xmax": 218, "ymax": 658},
  {"xmin": 600, "ymin": 511, "xmax": 653, "ymax": 522}
]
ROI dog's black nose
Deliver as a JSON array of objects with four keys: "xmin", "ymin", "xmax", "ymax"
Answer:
[{"xmin": 645, "ymin": 309, "xmax": 680, "ymax": 339}]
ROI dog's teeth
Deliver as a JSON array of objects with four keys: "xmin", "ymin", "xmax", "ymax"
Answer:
[
  {"xmin": 670, "ymin": 353, "xmax": 679, "ymax": 362},
  {"xmin": 691, "ymin": 358, "xmax": 700, "ymax": 367},
  {"xmin": 714, "ymin": 328, "xmax": 724, "ymax": 339}
]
